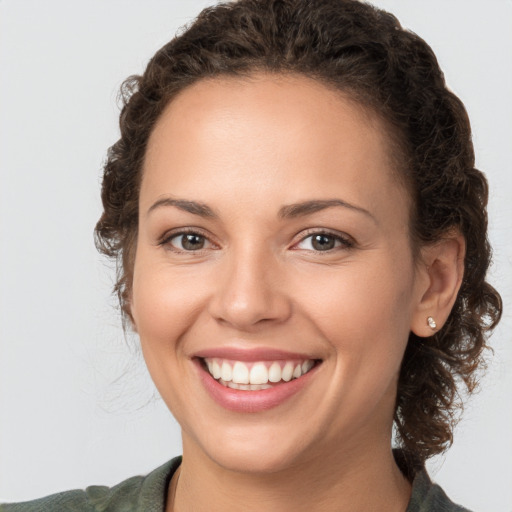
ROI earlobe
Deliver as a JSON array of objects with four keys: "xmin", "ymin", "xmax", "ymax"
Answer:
[{"xmin": 411, "ymin": 232, "xmax": 466, "ymax": 337}]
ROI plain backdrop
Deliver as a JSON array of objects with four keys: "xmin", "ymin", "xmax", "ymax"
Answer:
[{"xmin": 1, "ymin": 0, "xmax": 511, "ymax": 510}]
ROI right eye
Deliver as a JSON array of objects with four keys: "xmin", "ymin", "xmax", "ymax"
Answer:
[{"xmin": 165, "ymin": 232, "xmax": 212, "ymax": 252}]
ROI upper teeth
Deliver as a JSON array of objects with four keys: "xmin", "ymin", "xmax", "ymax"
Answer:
[{"xmin": 204, "ymin": 358, "xmax": 315, "ymax": 385}]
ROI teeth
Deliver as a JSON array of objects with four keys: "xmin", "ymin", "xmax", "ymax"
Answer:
[
  {"xmin": 249, "ymin": 363, "xmax": 269, "ymax": 385},
  {"xmin": 281, "ymin": 362, "xmax": 294, "ymax": 382},
  {"xmin": 204, "ymin": 358, "xmax": 317, "ymax": 388},
  {"xmin": 268, "ymin": 362, "xmax": 282, "ymax": 383},
  {"xmin": 232, "ymin": 361, "xmax": 249, "ymax": 384},
  {"xmin": 220, "ymin": 379, "xmax": 273, "ymax": 391},
  {"xmin": 212, "ymin": 360, "xmax": 222, "ymax": 379},
  {"xmin": 221, "ymin": 361, "xmax": 232, "ymax": 382},
  {"xmin": 302, "ymin": 360, "xmax": 314, "ymax": 374}
]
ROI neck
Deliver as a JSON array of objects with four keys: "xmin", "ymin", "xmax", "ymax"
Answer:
[{"xmin": 170, "ymin": 437, "xmax": 411, "ymax": 512}]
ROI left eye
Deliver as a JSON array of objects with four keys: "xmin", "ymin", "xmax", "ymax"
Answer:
[
  {"xmin": 168, "ymin": 232, "xmax": 211, "ymax": 251},
  {"xmin": 295, "ymin": 233, "xmax": 350, "ymax": 251}
]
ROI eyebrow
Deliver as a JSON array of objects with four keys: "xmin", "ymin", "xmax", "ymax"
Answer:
[
  {"xmin": 278, "ymin": 199, "xmax": 375, "ymax": 222},
  {"xmin": 147, "ymin": 198, "xmax": 218, "ymax": 218},
  {"xmin": 147, "ymin": 197, "xmax": 375, "ymax": 222}
]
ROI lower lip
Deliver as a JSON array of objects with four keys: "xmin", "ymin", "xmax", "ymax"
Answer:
[{"xmin": 195, "ymin": 359, "xmax": 319, "ymax": 413}]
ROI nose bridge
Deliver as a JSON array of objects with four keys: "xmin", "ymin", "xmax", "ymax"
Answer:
[{"xmin": 209, "ymin": 240, "xmax": 291, "ymax": 329}]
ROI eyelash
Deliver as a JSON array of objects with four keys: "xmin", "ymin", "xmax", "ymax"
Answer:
[
  {"xmin": 159, "ymin": 228, "xmax": 354, "ymax": 254},
  {"xmin": 159, "ymin": 228, "xmax": 215, "ymax": 253},
  {"xmin": 293, "ymin": 229, "xmax": 354, "ymax": 252}
]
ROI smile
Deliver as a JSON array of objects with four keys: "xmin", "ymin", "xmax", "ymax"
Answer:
[
  {"xmin": 195, "ymin": 351, "xmax": 321, "ymax": 412},
  {"xmin": 203, "ymin": 358, "xmax": 316, "ymax": 390}
]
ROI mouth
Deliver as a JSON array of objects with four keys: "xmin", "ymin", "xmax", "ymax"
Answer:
[
  {"xmin": 200, "ymin": 357, "xmax": 318, "ymax": 390},
  {"xmin": 193, "ymin": 350, "xmax": 322, "ymax": 412}
]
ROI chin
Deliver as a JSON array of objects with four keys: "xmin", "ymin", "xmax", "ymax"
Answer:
[
  {"xmin": 206, "ymin": 442, "xmax": 307, "ymax": 475},
  {"xmin": 184, "ymin": 420, "xmax": 321, "ymax": 475}
]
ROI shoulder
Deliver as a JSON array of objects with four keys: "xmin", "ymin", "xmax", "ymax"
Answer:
[
  {"xmin": 394, "ymin": 450, "xmax": 472, "ymax": 512},
  {"xmin": 407, "ymin": 469, "xmax": 472, "ymax": 512},
  {"xmin": 0, "ymin": 456, "xmax": 181, "ymax": 512}
]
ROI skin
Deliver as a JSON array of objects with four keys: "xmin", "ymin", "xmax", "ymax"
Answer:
[{"xmin": 130, "ymin": 73, "xmax": 465, "ymax": 512}]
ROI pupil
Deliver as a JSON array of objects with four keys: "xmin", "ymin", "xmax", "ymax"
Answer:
[
  {"xmin": 312, "ymin": 234, "xmax": 334, "ymax": 251},
  {"xmin": 182, "ymin": 234, "xmax": 204, "ymax": 250}
]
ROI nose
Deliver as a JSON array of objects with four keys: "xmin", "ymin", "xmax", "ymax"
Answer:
[{"xmin": 208, "ymin": 248, "xmax": 292, "ymax": 331}]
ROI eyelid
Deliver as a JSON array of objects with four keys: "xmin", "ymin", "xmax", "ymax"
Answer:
[
  {"xmin": 157, "ymin": 226, "xmax": 354, "ymax": 253},
  {"xmin": 291, "ymin": 228, "xmax": 355, "ymax": 251},
  {"xmin": 159, "ymin": 227, "xmax": 218, "ymax": 252}
]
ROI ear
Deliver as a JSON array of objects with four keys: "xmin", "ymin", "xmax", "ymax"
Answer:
[{"xmin": 411, "ymin": 231, "xmax": 466, "ymax": 337}]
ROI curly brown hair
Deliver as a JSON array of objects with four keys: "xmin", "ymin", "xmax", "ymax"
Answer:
[{"xmin": 95, "ymin": 0, "xmax": 502, "ymax": 467}]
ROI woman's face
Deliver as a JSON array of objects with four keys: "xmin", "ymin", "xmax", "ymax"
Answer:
[{"xmin": 131, "ymin": 73, "xmax": 426, "ymax": 473}]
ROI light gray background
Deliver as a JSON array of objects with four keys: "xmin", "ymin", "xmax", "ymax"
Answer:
[{"xmin": 1, "ymin": 1, "xmax": 511, "ymax": 510}]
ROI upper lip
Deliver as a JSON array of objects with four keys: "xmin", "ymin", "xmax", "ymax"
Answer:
[{"xmin": 193, "ymin": 346, "xmax": 319, "ymax": 362}]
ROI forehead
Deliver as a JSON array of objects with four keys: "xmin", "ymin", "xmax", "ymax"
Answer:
[
  {"xmin": 141, "ymin": 73, "xmax": 409, "ymax": 222},
  {"xmin": 146, "ymin": 72, "xmax": 390, "ymax": 165}
]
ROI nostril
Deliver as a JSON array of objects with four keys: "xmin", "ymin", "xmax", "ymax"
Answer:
[{"xmin": 207, "ymin": 263, "xmax": 293, "ymax": 329}]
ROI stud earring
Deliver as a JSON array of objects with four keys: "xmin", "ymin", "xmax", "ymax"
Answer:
[{"xmin": 427, "ymin": 316, "xmax": 437, "ymax": 330}]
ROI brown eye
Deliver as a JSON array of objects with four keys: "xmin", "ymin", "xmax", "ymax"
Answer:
[
  {"xmin": 169, "ymin": 232, "xmax": 209, "ymax": 251},
  {"xmin": 311, "ymin": 234, "xmax": 336, "ymax": 251},
  {"xmin": 295, "ymin": 231, "xmax": 352, "ymax": 252}
]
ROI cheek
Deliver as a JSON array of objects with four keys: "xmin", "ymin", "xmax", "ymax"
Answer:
[
  {"xmin": 301, "ymin": 257, "xmax": 415, "ymax": 428},
  {"xmin": 295, "ymin": 253, "xmax": 415, "ymax": 370},
  {"xmin": 131, "ymin": 256, "xmax": 208, "ymax": 355},
  {"xmin": 130, "ymin": 254, "xmax": 213, "ymax": 416}
]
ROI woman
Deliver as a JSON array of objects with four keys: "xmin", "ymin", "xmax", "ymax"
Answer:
[{"xmin": 1, "ymin": 0, "xmax": 503, "ymax": 510}]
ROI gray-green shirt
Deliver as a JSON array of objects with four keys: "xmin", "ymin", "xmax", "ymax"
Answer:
[{"xmin": 0, "ymin": 456, "xmax": 471, "ymax": 511}]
